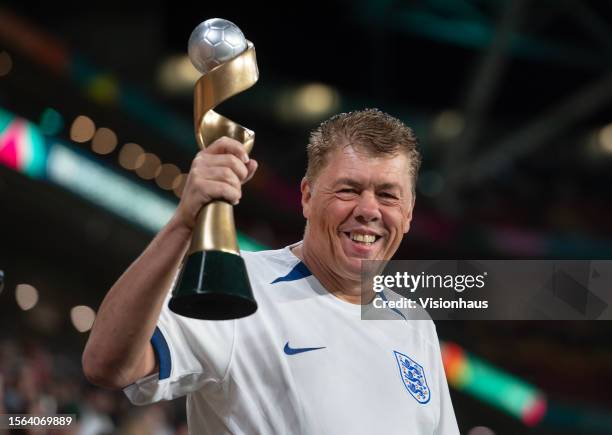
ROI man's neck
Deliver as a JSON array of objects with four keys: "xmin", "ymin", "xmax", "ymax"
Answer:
[{"xmin": 290, "ymin": 242, "xmax": 363, "ymax": 305}]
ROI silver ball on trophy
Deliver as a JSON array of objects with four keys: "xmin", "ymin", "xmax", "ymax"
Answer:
[{"xmin": 188, "ymin": 18, "xmax": 248, "ymax": 73}]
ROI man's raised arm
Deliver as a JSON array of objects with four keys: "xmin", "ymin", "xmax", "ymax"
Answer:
[{"xmin": 82, "ymin": 137, "xmax": 257, "ymax": 389}]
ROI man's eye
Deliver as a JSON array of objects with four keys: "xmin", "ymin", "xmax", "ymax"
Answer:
[
  {"xmin": 379, "ymin": 192, "xmax": 398, "ymax": 199},
  {"xmin": 339, "ymin": 188, "xmax": 356, "ymax": 194}
]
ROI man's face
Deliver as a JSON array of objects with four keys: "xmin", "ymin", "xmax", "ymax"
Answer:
[{"xmin": 301, "ymin": 145, "xmax": 414, "ymax": 281}]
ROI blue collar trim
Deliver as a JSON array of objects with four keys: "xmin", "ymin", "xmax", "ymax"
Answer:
[
  {"xmin": 379, "ymin": 290, "xmax": 407, "ymax": 320},
  {"xmin": 272, "ymin": 261, "xmax": 312, "ymax": 284}
]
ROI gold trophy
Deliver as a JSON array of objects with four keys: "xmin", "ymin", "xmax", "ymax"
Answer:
[{"xmin": 169, "ymin": 18, "xmax": 259, "ymax": 320}]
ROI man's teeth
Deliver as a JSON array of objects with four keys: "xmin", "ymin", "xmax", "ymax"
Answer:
[{"xmin": 350, "ymin": 233, "xmax": 377, "ymax": 244}]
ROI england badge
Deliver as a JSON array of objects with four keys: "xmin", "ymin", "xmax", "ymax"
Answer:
[{"xmin": 394, "ymin": 350, "xmax": 431, "ymax": 404}]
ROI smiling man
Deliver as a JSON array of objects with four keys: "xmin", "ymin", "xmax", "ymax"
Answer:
[
  {"xmin": 295, "ymin": 111, "xmax": 418, "ymax": 305},
  {"xmin": 83, "ymin": 109, "xmax": 460, "ymax": 434}
]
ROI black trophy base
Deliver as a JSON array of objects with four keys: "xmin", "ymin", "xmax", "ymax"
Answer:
[{"xmin": 169, "ymin": 250, "xmax": 257, "ymax": 320}]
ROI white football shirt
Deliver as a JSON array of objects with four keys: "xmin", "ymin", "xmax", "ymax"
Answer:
[{"xmin": 124, "ymin": 243, "xmax": 460, "ymax": 435}]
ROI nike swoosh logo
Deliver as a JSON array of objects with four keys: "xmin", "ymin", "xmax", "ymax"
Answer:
[{"xmin": 284, "ymin": 342, "xmax": 326, "ymax": 355}]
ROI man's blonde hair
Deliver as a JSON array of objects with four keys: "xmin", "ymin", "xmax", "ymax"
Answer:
[{"xmin": 306, "ymin": 108, "xmax": 421, "ymax": 193}]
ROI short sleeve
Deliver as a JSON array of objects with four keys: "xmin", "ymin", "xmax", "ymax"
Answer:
[{"xmin": 123, "ymin": 291, "xmax": 235, "ymax": 405}]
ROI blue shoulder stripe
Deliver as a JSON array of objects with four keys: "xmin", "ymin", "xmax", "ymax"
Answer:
[
  {"xmin": 151, "ymin": 326, "xmax": 171, "ymax": 380},
  {"xmin": 272, "ymin": 261, "xmax": 312, "ymax": 284}
]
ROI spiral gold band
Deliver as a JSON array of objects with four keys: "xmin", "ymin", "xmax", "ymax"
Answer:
[{"xmin": 188, "ymin": 42, "xmax": 259, "ymax": 255}]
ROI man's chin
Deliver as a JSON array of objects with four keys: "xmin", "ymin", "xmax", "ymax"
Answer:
[
  {"xmin": 337, "ymin": 241, "xmax": 385, "ymax": 276},
  {"xmin": 342, "ymin": 256, "xmax": 369, "ymax": 279}
]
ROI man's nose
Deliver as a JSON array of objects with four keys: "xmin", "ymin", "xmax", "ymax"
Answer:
[{"xmin": 354, "ymin": 191, "xmax": 382, "ymax": 223}]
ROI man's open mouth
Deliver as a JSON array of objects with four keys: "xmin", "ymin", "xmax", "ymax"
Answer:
[{"xmin": 342, "ymin": 232, "xmax": 382, "ymax": 246}]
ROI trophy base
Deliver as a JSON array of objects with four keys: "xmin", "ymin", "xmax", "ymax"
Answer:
[{"xmin": 169, "ymin": 250, "xmax": 257, "ymax": 320}]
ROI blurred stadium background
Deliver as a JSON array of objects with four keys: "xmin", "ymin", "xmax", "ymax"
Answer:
[{"xmin": 1, "ymin": 1, "xmax": 612, "ymax": 434}]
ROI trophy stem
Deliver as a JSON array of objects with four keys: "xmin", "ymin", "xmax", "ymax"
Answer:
[{"xmin": 189, "ymin": 201, "xmax": 240, "ymax": 255}]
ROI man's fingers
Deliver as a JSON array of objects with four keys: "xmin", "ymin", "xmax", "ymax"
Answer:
[
  {"xmin": 182, "ymin": 138, "xmax": 256, "ymax": 216},
  {"xmin": 203, "ymin": 154, "xmax": 249, "ymax": 181},
  {"xmin": 204, "ymin": 166, "xmax": 241, "ymax": 191},
  {"xmin": 243, "ymin": 159, "xmax": 258, "ymax": 184},
  {"xmin": 195, "ymin": 179, "xmax": 241, "ymax": 205},
  {"xmin": 205, "ymin": 137, "xmax": 249, "ymax": 163}
]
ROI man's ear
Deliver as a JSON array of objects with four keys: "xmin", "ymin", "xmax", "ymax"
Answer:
[{"xmin": 301, "ymin": 177, "xmax": 312, "ymax": 219}]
